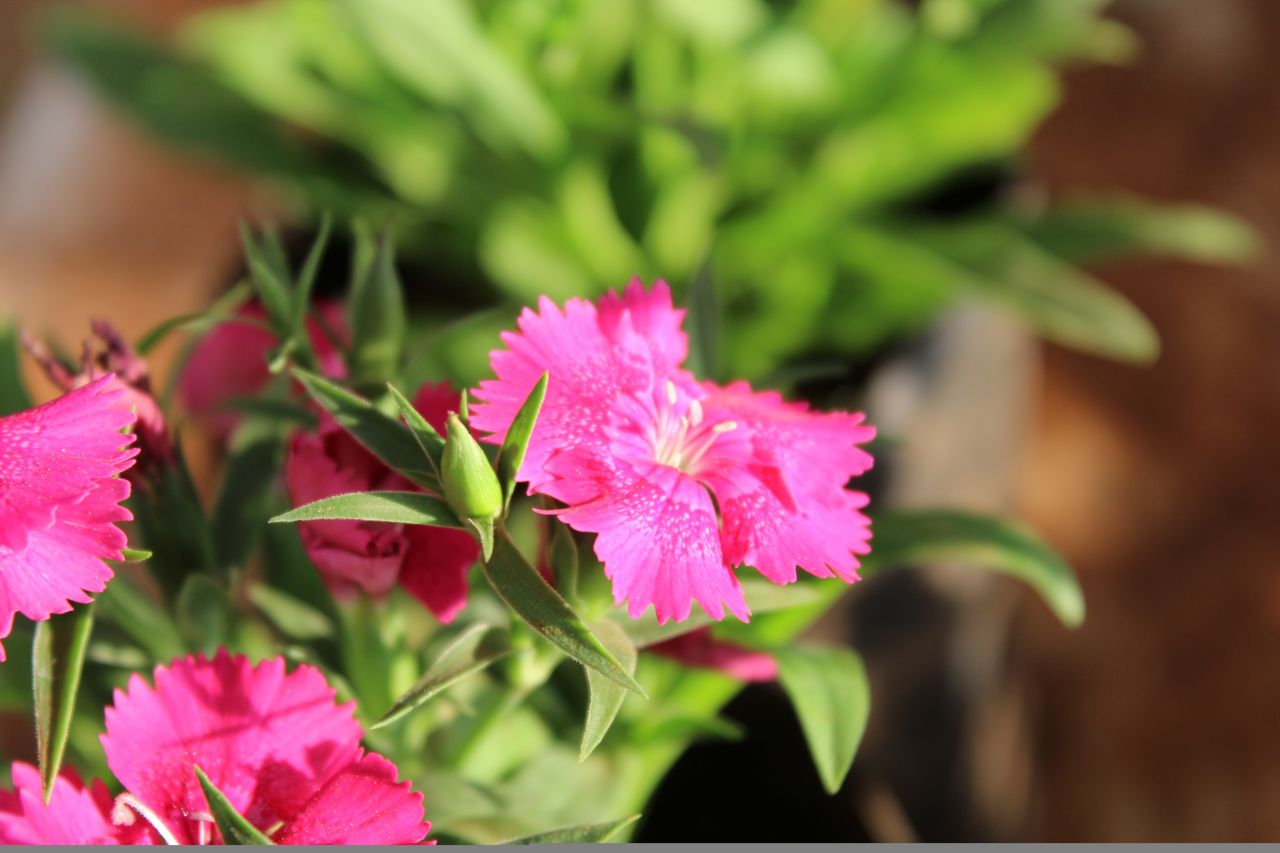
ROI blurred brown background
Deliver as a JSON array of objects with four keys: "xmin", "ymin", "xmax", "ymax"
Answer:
[{"xmin": 1, "ymin": 0, "xmax": 1278, "ymax": 841}]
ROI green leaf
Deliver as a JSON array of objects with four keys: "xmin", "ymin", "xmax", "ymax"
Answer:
[
  {"xmin": 0, "ymin": 324, "xmax": 32, "ymax": 416},
  {"xmin": 175, "ymin": 576, "xmax": 231, "ymax": 653},
  {"xmin": 115, "ymin": 548, "xmax": 153, "ymax": 563},
  {"xmin": 134, "ymin": 280, "xmax": 251, "ymax": 355},
  {"xmin": 293, "ymin": 368, "xmax": 439, "ymax": 490},
  {"xmin": 272, "ymin": 491, "xmax": 463, "ymax": 528},
  {"xmin": 372, "ymin": 623, "xmax": 510, "ymax": 730},
  {"xmin": 32, "ymin": 605, "xmax": 95, "ymax": 802},
  {"xmin": 194, "ymin": 766, "xmax": 275, "ymax": 844},
  {"xmin": 293, "ymin": 212, "xmax": 333, "ymax": 331},
  {"xmin": 1017, "ymin": 197, "xmax": 1258, "ymax": 265},
  {"xmin": 505, "ymin": 814, "xmax": 640, "ymax": 844},
  {"xmin": 212, "ymin": 416, "xmax": 287, "ymax": 568},
  {"xmin": 481, "ymin": 532, "xmax": 644, "ymax": 696},
  {"xmin": 580, "ymin": 619, "xmax": 637, "ymax": 760},
  {"xmin": 240, "ymin": 223, "xmax": 293, "ymax": 337},
  {"xmin": 387, "ymin": 382, "xmax": 445, "ymax": 474},
  {"xmin": 902, "ymin": 222, "xmax": 1159, "ymax": 363},
  {"xmin": 866, "ymin": 508, "xmax": 1085, "ymax": 628},
  {"xmin": 348, "ymin": 234, "xmax": 407, "ymax": 383},
  {"xmin": 496, "ymin": 373, "xmax": 547, "ymax": 510},
  {"xmin": 248, "ymin": 585, "xmax": 334, "ymax": 640},
  {"xmin": 774, "ymin": 645, "xmax": 871, "ymax": 794}
]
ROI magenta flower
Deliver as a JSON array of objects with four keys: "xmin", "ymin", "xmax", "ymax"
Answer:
[
  {"xmin": 0, "ymin": 763, "xmax": 152, "ymax": 845},
  {"xmin": 649, "ymin": 629, "xmax": 779, "ymax": 682},
  {"xmin": 470, "ymin": 280, "xmax": 874, "ymax": 624},
  {"xmin": 179, "ymin": 299, "xmax": 348, "ymax": 435},
  {"xmin": 0, "ymin": 375, "xmax": 138, "ymax": 660},
  {"xmin": 100, "ymin": 650, "xmax": 430, "ymax": 845},
  {"xmin": 285, "ymin": 381, "xmax": 479, "ymax": 622}
]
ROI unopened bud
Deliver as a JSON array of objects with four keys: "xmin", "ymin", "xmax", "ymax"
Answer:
[{"xmin": 441, "ymin": 413, "xmax": 503, "ymax": 557}]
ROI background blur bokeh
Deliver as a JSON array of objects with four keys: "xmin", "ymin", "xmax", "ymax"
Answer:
[{"xmin": 0, "ymin": 0, "xmax": 1277, "ymax": 841}]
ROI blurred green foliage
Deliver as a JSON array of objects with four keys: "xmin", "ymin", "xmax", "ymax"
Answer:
[{"xmin": 48, "ymin": 0, "xmax": 1253, "ymax": 381}]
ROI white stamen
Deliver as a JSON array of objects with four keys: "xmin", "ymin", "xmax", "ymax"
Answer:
[
  {"xmin": 712, "ymin": 420, "xmax": 738, "ymax": 433},
  {"xmin": 688, "ymin": 399, "xmax": 704, "ymax": 426},
  {"xmin": 665, "ymin": 380, "xmax": 678, "ymax": 406},
  {"xmin": 112, "ymin": 793, "xmax": 182, "ymax": 846}
]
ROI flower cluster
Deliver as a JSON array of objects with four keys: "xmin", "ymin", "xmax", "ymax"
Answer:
[{"xmin": 471, "ymin": 280, "xmax": 875, "ymax": 624}]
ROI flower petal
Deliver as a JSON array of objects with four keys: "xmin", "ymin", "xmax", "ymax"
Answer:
[
  {"xmin": 548, "ymin": 448, "xmax": 748, "ymax": 624},
  {"xmin": 470, "ymin": 295, "xmax": 657, "ymax": 493},
  {"xmin": 0, "ymin": 762, "xmax": 140, "ymax": 845},
  {"xmin": 398, "ymin": 525, "xmax": 478, "ymax": 624},
  {"xmin": 597, "ymin": 278, "xmax": 688, "ymax": 379},
  {"xmin": 101, "ymin": 651, "xmax": 363, "ymax": 844},
  {"xmin": 275, "ymin": 752, "xmax": 429, "ymax": 845},
  {"xmin": 650, "ymin": 628, "xmax": 779, "ymax": 682}
]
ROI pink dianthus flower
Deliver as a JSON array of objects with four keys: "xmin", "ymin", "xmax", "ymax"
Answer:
[
  {"xmin": 285, "ymin": 382, "xmax": 479, "ymax": 622},
  {"xmin": 0, "ymin": 762, "xmax": 153, "ymax": 845},
  {"xmin": 99, "ymin": 650, "xmax": 430, "ymax": 845},
  {"xmin": 470, "ymin": 280, "xmax": 874, "ymax": 624},
  {"xmin": 0, "ymin": 375, "xmax": 138, "ymax": 660}
]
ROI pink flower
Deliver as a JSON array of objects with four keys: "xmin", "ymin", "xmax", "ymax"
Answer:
[
  {"xmin": 100, "ymin": 650, "xmax": 430, "ymax": 845},
  {"xmin": 470, "ymin": 280, "xmax": 874, "ymax": 624},
  {"xmin": 0, "ymin": 375, "xmax": 138, "ymax": 660},
  {"xmin": 650, "ymin": 628, "xmax": 779, "ymax": 682},
  {"xmin": 285, "ymin": 382, "xmax": 479, "ymax": 622},
  {"xmin": 179, "ymin": 300, "xmax": 347, "ymax": 435},
  {"xmin": 0, "ymin": 763, "xmax": 153, "ymax": 845}
]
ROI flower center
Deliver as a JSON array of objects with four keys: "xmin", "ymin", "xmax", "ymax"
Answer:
[{"xmin": 646, "ymin": 382, "xmax": 736, "ymax": 475}]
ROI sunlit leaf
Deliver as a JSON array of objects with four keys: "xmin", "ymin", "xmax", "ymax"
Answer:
[
  {"xmin": 372, "ymin": 623, "xmax": 510, "ymax": 730},
  {"xmin": 481, "ymin": 533, "xmax": 643, "ymax": 696},
  {"xmin": 504, "ymin": 814, "xmax": 640, "ymax": 844},
  {"xmin": 865, "ymin": 508, "xmax": 1085, "ymax": 627},
  {"xmin": 775, "ymin": 644, "xmax": 870, "ymax": 794},
  {"xmin": 272, "ymin": 491, "xmax": 462, "ymax": 528},
  {"xmin": 32, "ymin": 605, "xmax": 95, "ymax": 802},
  {"xmin": 496, "ymin": 373, "xmax": 547, "ymax": 510},
  {"xmin": 580, "ymin": 620, "xmax": 637, "ymax": 761}
]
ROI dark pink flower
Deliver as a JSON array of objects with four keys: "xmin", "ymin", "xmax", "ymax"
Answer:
[
  {"xmin": 0, "ymin": 375, "xmax": 138, "ymax": 660},
  {"xmin": 285, "ymin": 382, "xmax": 479, "ymax": 622},
  {"xmin": 649, "ymin": 629, "xmax": 778, "ymax": 682},
  {"xmin": 179, "ymin": 300, "xmax": 347, "ymax": 435},
  {"xmin": 100, "ymin": 650, "xmax": 430, "ymax": 845},
  {"xmin": 470, "ymin": 280, "xmax": 874, "ymax": 624},
  {"xmin": 0, "ymin": 762, "xmax": 154, "ymax": 845}
]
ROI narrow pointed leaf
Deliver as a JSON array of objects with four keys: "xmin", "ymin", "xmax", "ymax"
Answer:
[
  {"xmin": 0, "ymin": 324, "xmax": 32, "ymax": 416},
  {"xmin": 481, "ymin": 532, "xmax": 644, "ymax": 696},
  {"xmin": 372, "ymin": 624, "xmax": 510, "ymax": 730},
  {"xmin": 194, "ymin": 766, "xmax": 275, "ymax": 844},
  {"xmin": 134, "ymin": 280, "xmax": 252, "ymax": 355},
  {"xmin": 240, "ymin": 224, "xmax": 292, "ymax": 336},
  {"xmin": 348, "ymin": 234, "xmax": 407, "ymax": 383},
  {"xmin": 865, "ymin": 508, "xmax": 1085, "ymax": 628},
  {"xmin": 496, "ymin": 372, "xmax": 547, "ymax": 508},
  {"xmin": 32, "ymin": 605, "xmax": 95, "ymax": 802},
  {"xmin": 272, "ymin": 491, "xmax": 463, "ymax": 528},
  {"xmin": 95, "ymin": 577, "xmax": 185, "ymax": 661},
  {"xmin": 506, "ymin": 815, "xmax": 640, "ymax": 844},
  {"xmin": 115, "ymin": 548, "xmax": 152, "ymax": 563},
  {"xmin": 292, "ymin": 212, "xmax": 332, "ymax": 329},
  {"xmin": 387, "ymin": 382, "xmax": 445, "ymax": 473},
  {"xmin": 580, "ymin": 619, "xmax": 637, "ymax": 760},
  {"xmin": 293, "ymin": 368, "xmax": 438, "ymax": 489},
  {"xmin": 775, "ymin": 645, "xmax": 870, "ymax": 794}
]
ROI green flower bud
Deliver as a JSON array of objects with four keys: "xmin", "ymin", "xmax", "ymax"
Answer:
[{"xmin": 441, "ymin": 413, "xmax": 503, "ymax": 558}]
